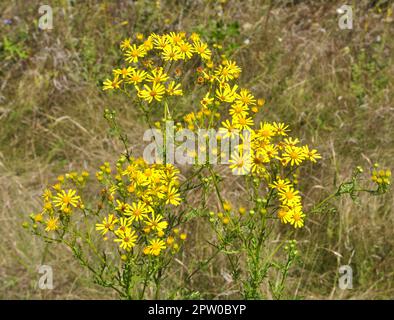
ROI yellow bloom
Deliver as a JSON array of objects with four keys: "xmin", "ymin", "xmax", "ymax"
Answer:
[
  {"xmin": 177, "ymin": 40, "xmax": 194, "ymax": 59},
  {"xmin": 113, "ymin": 66, "xmax": 134, "ymax": 79},
  {"xmin": 45, "ymin": 217, "xmax": 59, "ymax": 232},
  {"xmin": 166, "ymin": 81, "xmax": 183, "ymax": 96},
  {"xmin": 229, "ymin": 151, "xmax": 252, "ymax": 175},
  {"xmin": 138, "ymin": 83, "xmax": 166, "ymax": 103},
  {"xmin": 282, "ymin": 146, "xmax": 306, "ymax": 166},
  {"xmin": 216, "ymin": 84, "xmax": 238, "ymax": 103},
  {"xmin": 53, "ymin": 189, "xmax": 80, "ymax": 210},
  {"xmin": 124, "ymin": 44, "xmax": 146, "ymax": 63},
  {"xmin": 144, "ymin": 238, "xmax": 166, "ymax": 256},
  {"xmin": 145, "ymin": 213, "xmax": 168, "ymax": 232},
  {"xmin": 166, "ymin": 185, "xmax": 181, "ymax": 206},
  {"xmin": 219, "ymin": 119, "xmax": 239, "ymax": 139},
  {"xmin": 126, "ymin": 69, "xmax": 147, "ymax": 85},
  {"xmin": 96, "ymin": 214, "xmax": 118, "ymax": 236},
  {"xmin": 103, "ymin": 75, "xmax": 122, "ymax": 90},
  {"xmin": 162, "ymin": 44, "xmax": 182, "ymax": 61},
  {"xmin": 193, "ymin": 40, "xmax": 211, "ymax": 60},
  {"xmin": 278, "ymin": 186, "xmax": 301, "ymax": 206},
  {"xmin": 114, "ymin": 229, "xmax": 137, "ymax": 251},
  {"xmin": 126, "ymin": 201, "xmax": 149, "ymax": 222}
]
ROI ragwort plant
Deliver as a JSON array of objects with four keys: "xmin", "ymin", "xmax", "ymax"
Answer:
[{"xmin": 25, "ymin": 32, "xmax": 391, "ymax": 299}]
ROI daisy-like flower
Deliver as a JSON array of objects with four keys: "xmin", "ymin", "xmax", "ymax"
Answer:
[
  {"xmin": 146, "ymin": 67, "xmax": 169, "ymax": 84},
  {"xmin": 302, "ymin": 145, "xmax": 322, "ymax": 163},
  {"xmin": 165, "ymin": 185, "xmax": 181, "ymax": 206},
  {"xmin": 103, "ymin": 75, "xmax": 122, "ymax": 90},
  {"xmin": 229, "ymin": 151, "xmax": 252, "ymax": 175},
  {"xmin": 200, "ymin": 92, "xmax": 214, "ymax": 107},
  {"xmin": 45, "ymin": 217, "xmax": 59, "ymax": 232},
  {"xmin": 96, "ymin": 214, "xmax": 118, "ymax": 236},
  {"xmin": 193, "ymin": 40, "xmax": 211, "ymax": 60},
  {"xmin": 229, "ymin": 103, "xmax": 249, "ymax": 118},
  {"xmin": 219, "ymin": 119, "xmax": 239, "ymax": 139},
  {"xmin": 145, "ymin": 213, "xmax": 168, "ymax": 233},
  {"xmin": 277, "ymin": 207, "xmax": 292, "ymax": 224},
  {"xmin": 177, "ymin": 40, "xmax": 194, "ymax": 59},
  {"xmin": 166, "ymin": 81, "xmax": 183, "ymax": 96},
  {"xmin": 115, "ymin": 200, "xmax": 131, "ymax": 214},
  {"xmin": 114, "ymin": 229, "xmax": 137, "ymax": 251},
  {"xmin": 120, "ymin": 38, "xmax": 131, "ymax": 51},
  {"xmin": 144, "ymin": 238, "xmax": 166, "ymax": 256},
  {"xmin": 282, "ymin": 145, "xmax": 306, "ymax": 166},
  {"xmin": 162, "ymin": 44, "xmax": 182, "ymax": 61},
  {"xmin": 53, "ymin": 189, "xmax": 80, "ymax": 210},
  {"xmin": 167, "ymin": 32, "xmax": 185, "ymax": 45},
  {"xmin": 233, "ymin": 115, "xmax": 254, "ymax": 131},
  {"xmin": 126, "ymin": 201, "xmax": 149, "ymax": 222},
  {"xmin": 235, "ymin": 88, "xmax": 256, "ymax": 107},
  {"xmin": 113, "ymin": 66, "xmax": 134, "ymax": 79},
  {"xmin": 115, "ymin": 217, "xmax": 132, "ymax": 236},
  {"xmin": 215, "ymin": 84, "xmax": 238, "ymax": 103},
  {"xmin": 126, "ymin": 69, "xmax": 147, "ymax": 85},
  {"xmin": 289, "ymin": 208, "xmax": 305, "ymax": 228},
  {"xmin": 138, "ymin": 83, "xmax": 166, "ymax": 103},
  {"xmin": 269, "ymin": 178, "xmax": 292, "ymax": 191},
  {"xmin": 278, "ymin": 186, "xmax": 301, "ymax": 206},
  {"xmin": 124, "ymin": 44, "xmax": 146, "ymax": 63},
  {"xmin": 272, "ymin": 122, "xmax": 289, "ymax": 136}
]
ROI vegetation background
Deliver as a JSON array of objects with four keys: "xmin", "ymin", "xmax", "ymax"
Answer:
[{"xmin": 0, "ymin": 0, "xmax": 393, "ymax": 299}]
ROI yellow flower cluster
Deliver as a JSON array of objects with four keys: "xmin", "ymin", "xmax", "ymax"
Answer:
[
  {"xmin": 371, "ymin": 167, "xmax": 391, "ymax": 187},
  {"xmin": 103, "ymin": 32, "xmax": 213, "ymax": 104},
  {"xmin": 28, "ymin": 172, "xmax": 88, "ymax": 232},
  {"xmin": 104, "ymin": 32, "xmax": 323, "ymax": 229},
  {"xmin": 95, "ymin": 156, "xmax": 182, "ymax": 256}
]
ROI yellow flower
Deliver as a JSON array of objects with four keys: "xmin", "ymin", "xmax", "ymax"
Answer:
[
  {"xmin": 53, "ymin": 189, "xmax": 80, "ymax": 210},
  {"xmin": 113, "ymin": 66, "xmax": 134, "ymax": 79},
  {"xmin": 103, "ymin": 75, "xmax": 122, "ymax": 90},
  {"xmin": 138, "ymin": 83, "xmax": 166, "ymax": 103},
  {"xmin": 177, "ymin": 40, "xmax": 194, "ymax": 59},
  {"xmin": 162, "ymin": 44, "xmax": 182, "ymax": 61},
  {"xmin": 233, "ymin": 115, "xmax": 254, "ymax": 131},
  {"xmin": 302, "ymin": 145, "xmax": 321, "ymax": 163},
  {"xmin": 277, "ymin": 207, "xmax": 292, "ymax": 224},
  {"xmin": 124, "ymin": 44, "xmax": 146, "ymax": 63},
  {"xmin": 193, "ymin": 40, "xmax": 211, "ymax": 60},
  {"xmin": 45, "ymin": 217, "xmax": 59, "ymax": 232},
  {"xmin": 96, "ymin": 214, "xmax": 118, "ymax": 235},
  {"xmin": 166, "ymin": 81, "xmax": 183, "ymax": 96},
  {"xmin": 289, "ymin": 208, "xmax": 305, "ymax": 228},
  {"xmin": 219, "ymin": 119, "xmax": 239, "ymax": 139},
  {"xmin": 115, "ymin": 217, "xmax": 132, "ymax": 236},
  {"xmin": 229, "ymin": 103, "xmax": 249, "ymax": 118},
  {"xmin": 126, "ymin": 201, "xmax": 149, "ymax": 222},
  {"xmin": 235, "ymin": 88, "xmax": 255, "ymax": 107},
  {"xmin": 278, "ymin": 186, "xmax": 301, "ymax": 206},
  {"xmin": 146, "ymin": 67, "xmax": 169, "ymax": 84},
  {"xmin": 166, "ymin": 185, "xmax": 181, "ymax": 206},
  {"xmin": 145, "ymin": 238, "xmax": 166, "ymax": 256},
  {"xmin": 126, "ymin": 69, "xmax": 147, "ymax": 85},
  {"xmin": 114, "ymin": 229, "xmax": 137, "ymax": 251},
  {"xmin": 282, "ymin": 146, "xmax": 306, "ymax": 166},
  {"xmin": 229, "ymin": 151, "xmax": 252, "ymax": 175},
  {"xmin": 216, "ymin": 84, "xmax": 238, "ymax": 103},
  {"xmin": 145, "ymin": 213, "xmax": 168, "ymax": 232}
]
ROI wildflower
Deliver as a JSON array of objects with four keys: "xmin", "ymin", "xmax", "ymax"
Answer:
[
  {"xmin": 138, "ymin": 83, "xmax": 166, "ymax": 103},
  {"xmin": 289, "ymin": 209, "xmax": 305, "ymax": 228},
  {"xmin": 167, "ymin": 81, "xmax": 183, "ymax": 96},
  {"xmin": 193, "ymin": 40, "xmax": 211, "ymax": 60},
  {"xmin": 53, "ymin": 189, "xmax": 80, "ymax": 210},
  {"xmin": 115, "ymin": 217, "xmax": 132, "ymax": 236},
  {"xmin": 127, "ymin": 69, "xmax": 147, "ymax": 85},
  {"xmin": 45, "ymin": 217, "xmax": 59, "ymax": 232},
  {"xmin": 113, "ymin": 66, "xmax": 134, "ymax": 79},
  {"xmin": 115, "ymin": 200, "xmax": 131, "ymax": 214},
  {"xmin": 145, "ymin": 238, "xmax": 166, "ymax": 256},
  {"xmin": 278, "ymin": 186, "xmax": 301, "ymax": 206},
  {"xmin": 302, "ymin": 145, "xmax": 322, "ymax": 163},
  {"xmin": 180, "ymin": 233, "xmax": 187, "ymax": 240},
  {"xmin": 234, "ymin": 115, "xmax": 254, "ymax": 131},
  {"xmin": 177, "ymin": 40, "xmax": 194, "ymax": 59},
  {"xmin": 229, "ymin": 151, "xmax": 252, "ymax": 175},
  {"xmin": 162, "ymin": 44, "xmax": 182, "ymax": 61},
  {"xmin": 96, "ymin": 214, "xmax": 118, "ymax": 236},
  {"xmin": 145, "ymin": 213, "xmax": 168, "ymax": 232},
  {"xmin": 146, "ymin": 67, "xmax": 169, "ymax": 84},
  {"xmin": 216, "ymin": 84, "xmax": 238, "ymax": 103},
  {"xmin": 124, "ymin": 44, "xmax": 146, "ymax": 63},
  {"xmin": 219, "ymin": 120, "xmax": 239, "ymax": 139},
  {"xmin": 277, "ymin": 207, "xmax": 292, "ymax": 224},
  {"xmin": 166, "ymin": 185, "xmax": 181, "ymax": 206},
  {"xmin": 272, "ymin": 122, "xmax": 289, "ymax": 136},
  {"xmin": 229, "ymin": 103, "xmax": 249, "ymax": 118},
  {"xmin": 235, "ymin": 89, "xmax": 256, "ymax": 107},
  {"xmin": 282, "ymin": 146, "xmax": 306, "ymax": 166},
  {"xmin": 126, "ymin": 201, "xmax": 149, "ymax": 222},
  {"xmin": 103, "ymin": 76, "xmax": 122, "ymax": 90},
  {"xmin": 114, "ymin": 229, "xmax": 138, "ymax": 251},
  {"xmin": 270, "ymin": 178, "xmax": 291, "ymax": 191}
]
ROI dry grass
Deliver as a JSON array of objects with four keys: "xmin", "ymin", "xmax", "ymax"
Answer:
[{"xmin": 0, "ymin": 0, "xmax": 393, "ymax": 299}]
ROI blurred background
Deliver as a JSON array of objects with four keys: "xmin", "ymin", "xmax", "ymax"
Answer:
[{"xmin": 0, "ymin": 0, "xmax": 393, "ymax": 299}]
